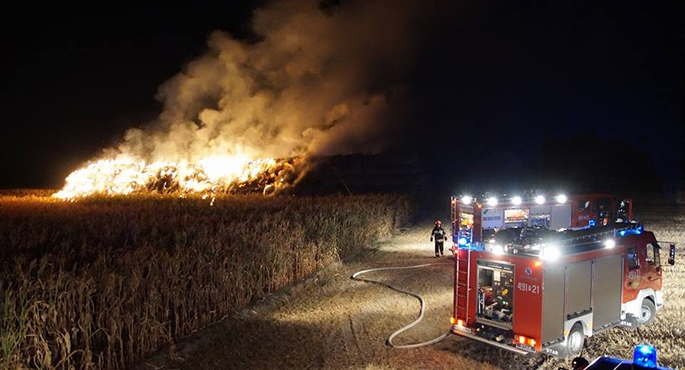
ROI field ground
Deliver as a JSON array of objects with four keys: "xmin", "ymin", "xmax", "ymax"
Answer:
[{"xmin": 133, "ymin": 202, "xmax": 685, "ymax": 370}]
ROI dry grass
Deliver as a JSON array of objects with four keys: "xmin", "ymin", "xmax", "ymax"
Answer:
[
  {"xmin": 127, "ymin": 201, "xmax": 685, "ymax": 370},
  {"xmin": 0, "ymin": 192, "xmax": 415, "ymax": 370}
]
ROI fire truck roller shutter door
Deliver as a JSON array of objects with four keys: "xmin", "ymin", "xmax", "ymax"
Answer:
[
  {"xmin": 592, "ymin": 255, "xmax": 622, "ymax": 330},
  {"xmin": 542, "ymin": 265, "xmax": 565, "ymax": 345},
  {"xmin": 566, "ymin": 261, "xmax": 592, "ymax": 321}
]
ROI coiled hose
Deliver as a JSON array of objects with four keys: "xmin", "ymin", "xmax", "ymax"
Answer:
[{"xmin": 351, "ymin": 263, "xmax": 453, "ymax": 349}]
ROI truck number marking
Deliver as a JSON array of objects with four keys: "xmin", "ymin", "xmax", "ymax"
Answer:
[
  {"xmin": 483, "ymin": 216, "xmax": 502, "ymax": 221},
  {"xmin": 517, "ymin": 282, "xmax": 540, "ymax": 294}
]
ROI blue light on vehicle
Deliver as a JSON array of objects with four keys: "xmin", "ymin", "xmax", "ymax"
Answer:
[
  {"xmin": 620, "ymin": 228, "xmax": 643, "ymax": 237},
  {"xmin": 633, "ymin": 344, "xmax": 657, "ymax": 368},
  {"xmin": 458, "ymin": 237, "xmax": 468, "ymax": 246},
  {"xmin": 588, "ymin": 220, "xmax": 596, "ymax": 227}
]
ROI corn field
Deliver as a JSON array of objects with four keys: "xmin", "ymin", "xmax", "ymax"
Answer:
[{"xmin": 0, "ymin": 192, "xmax": 415, "ymax": 370}]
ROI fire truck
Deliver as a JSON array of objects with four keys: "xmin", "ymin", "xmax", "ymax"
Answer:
[{"xmin": 449, "ymin": 193, "xmax": 676, "ymax": 357}]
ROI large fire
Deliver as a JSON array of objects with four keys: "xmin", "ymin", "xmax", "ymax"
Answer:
[
  {"xmin": 53, "ymin": 155, "xmax": 303, "ymax": 199},
  {"xmin": 50, "ymin": 0, "xmax": 421, "ymax": 201}
]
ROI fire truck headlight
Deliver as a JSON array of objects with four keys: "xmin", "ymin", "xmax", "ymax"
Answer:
[
  {"xmin": 633, "ymin": 344, "xmax": 657, "ymax": 368},
  {"xmin": 461, "ymin": 195, "xmax": 472, "ymax": 205},
  {"xmin": 556, "ymin": 194, "xmax": 567, "ymax": 204},
  {"xmin": 492, "ymin": 245, "xmax": 504, "ymax": 255},
  {"xmin": 487, "ymin": 197, "xmax": 497, "ymax": 206},
  {"xmin": 535, "ymin": 195, "xmax": 545, "ymax": 205},
  {"xmin": 512, "ymin": 196, "xmax": 522, "ymax": 205},
  {"xmin": 458, "ymin": 237, "xmax": 468, "ymax": 246},
  {"xmin": 541, "ymin": 246, "xmax": 560, "ymax": 260},
  {"xmin": 604, "ymin": 239, "xmax": 616, "ymax": 249}
]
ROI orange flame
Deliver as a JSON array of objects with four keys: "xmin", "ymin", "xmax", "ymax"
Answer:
[{"xmin": 53, "ymin": 155, "xmax": 301, "ymax": 199}]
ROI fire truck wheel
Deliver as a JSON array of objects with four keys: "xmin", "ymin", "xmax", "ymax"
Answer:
[
  {"xmin": 566, "ymin": 323, "xmax": 585, "ymax": 356},
  {"xmin": 636, "ymin": 298, "xmax": 656, "ymax": 326}
]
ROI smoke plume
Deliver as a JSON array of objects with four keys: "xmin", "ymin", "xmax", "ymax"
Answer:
[{"xmin": 96, "ymin": 0, "xmax": 442, "ymax": 166}]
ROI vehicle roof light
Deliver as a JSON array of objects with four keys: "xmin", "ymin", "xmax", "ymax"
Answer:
[
  {"xmin": 512, "ymin": 196, "xmax": 522, "ymax": 205},
  {"xmin": 633, "ymin": 344, "xmax": 657, "ymax": 368},
  {"xmin": 535, "ymin": 195, "xmax": 545, "ymax": 205},
  {"xmin": 487, "ymin": 197, "xmax": 498, "ymax": 206},
  {"xmin": 556, "ymin": 194, "xmax": 567, "ymax": 204},
  {"xmin": 461, "ymin": 195, "xmax": 472, "ymax": 205},
  {"xmin": 540, "ymin": 246, "xmax": 560, "ymax": 260}
]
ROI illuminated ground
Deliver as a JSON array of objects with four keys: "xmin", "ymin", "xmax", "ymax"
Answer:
[{"xmin": 133, "ymin": 203, "xmax": 685, "ymax": 370}]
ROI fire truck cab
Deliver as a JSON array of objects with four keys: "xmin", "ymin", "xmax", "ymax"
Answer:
[{"xmin": 449, "ymin": 193, "xmax": 676, "ymax": 358}]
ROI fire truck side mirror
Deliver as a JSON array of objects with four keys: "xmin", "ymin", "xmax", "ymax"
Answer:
[{"xmin": 668, "ymin": 244, "xmax": 676, "ymax": 265}]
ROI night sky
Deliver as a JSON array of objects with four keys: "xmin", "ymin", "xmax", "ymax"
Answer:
[{"xmin": 1, "ymin": 1, "xmax": 682, "ymax": 196}]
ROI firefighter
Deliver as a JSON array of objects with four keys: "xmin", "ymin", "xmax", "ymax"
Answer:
[
  {"xmin": 430, "ymin": 220, "xmax": 448, "ymax": 257},
  {"xmin": 616, "ymin": 200, "xmax": 629, "ymax": 223},
  {"xmin": 597, "ymin": 203, "xmax": 611, "ymax": 226}
]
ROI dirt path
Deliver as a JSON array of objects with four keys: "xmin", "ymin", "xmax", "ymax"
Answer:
[{"xmin": 133, "ymin": 212, "xmax": 685, "ymax": 370}]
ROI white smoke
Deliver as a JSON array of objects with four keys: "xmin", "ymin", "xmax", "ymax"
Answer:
[{"xmin": 100, "ymin": 0, "xmax": 441, "ymax": 165}]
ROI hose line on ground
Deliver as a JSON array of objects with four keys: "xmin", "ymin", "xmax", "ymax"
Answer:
[{"xmin": 351, "ymin": 263, "xmax": 453, "ymax": 349}]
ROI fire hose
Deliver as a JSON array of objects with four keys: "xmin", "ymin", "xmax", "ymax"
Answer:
[{"xmin": 351, "ymin": 263, "xmax": 453, "ymax": 349}]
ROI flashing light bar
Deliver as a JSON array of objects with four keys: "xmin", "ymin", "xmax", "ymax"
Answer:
[
  {"xmin": 619, "ymin": 225, "xmax": 643, "ymax": 237},
  {"xmin": 456, "ymin": 193, "xmax": 569, "ymax": 206}
]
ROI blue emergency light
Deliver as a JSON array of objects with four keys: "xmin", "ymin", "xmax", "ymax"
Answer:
[
  {"xmin": 582, "ymin": 344, "xmax": 667, "ymax": 369},
  {"xmin": 633, "ymin": 344, "xmax": 658, "ymax": 368},
  {"xmin": 619, "ymin": 224, "xmax": 643, "ymax": 237},
  {"xmin": 458, "ymin": 237, "xmax": 468, "ymax": 246}
]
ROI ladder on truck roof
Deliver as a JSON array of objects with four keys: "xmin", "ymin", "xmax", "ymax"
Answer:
[
  {"xmin": 556, "ymin": 223, "xmax": 643, "ymax": 252},
  {"xmin": 454, "ymin": 247, "xmax": 472, "ymax": 323},
  {"xmin": 561, "ymin": 223, "xmax": 642, "ymax": 244}
]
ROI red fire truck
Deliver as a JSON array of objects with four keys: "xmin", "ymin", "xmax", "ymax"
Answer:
[{"xmin": 449, "ymin": 193, "xmax": 676, "ymax": 357}]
